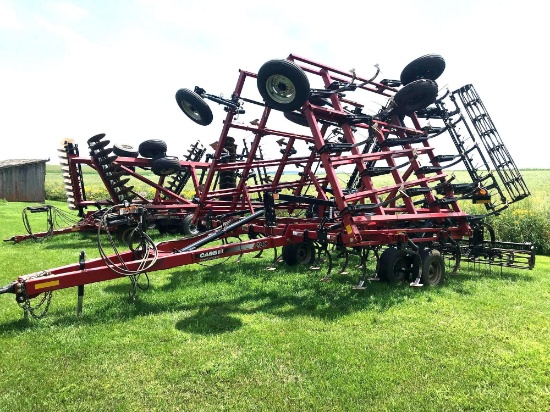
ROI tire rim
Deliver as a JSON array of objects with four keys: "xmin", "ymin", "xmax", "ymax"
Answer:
[
  {"xmin": 296, "ymin": 244, "xmax": 314, "ymax": 265},
  {"xmin": 427, "ymin": 260, "xmax": 442, "ymax": 284},
  {"xmin": 393, "ymin": 257, "xmax": 408, "ymax": 281},
  {"xmin": 265, "ymin": 74, "xmax": 296, "ymax": 104},
  {"xmin": 180, "ymin": 100, "xmax": 202, "ymax": 121}
]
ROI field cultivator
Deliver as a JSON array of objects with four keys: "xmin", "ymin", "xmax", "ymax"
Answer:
[{"xmin": 0, "ymin": 53, "xmax": 535, "ymax": 320}]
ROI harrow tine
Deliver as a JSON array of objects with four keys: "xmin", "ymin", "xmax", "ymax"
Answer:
[
  {"xmin": 318, "ymin": 249, "xmax": 333, "ymax": 282},
  {"xmin": 253, "ymin": 249, "xmax": 264, "ymax": 258},
  {"xmin": 266, "ymin": 247, "xmax": 279, "ymax": 271},
  {"xmin": 352, "ymin": 249, "xmax": 370, "ymax": 289},
  {"xmin": 337, "ymin": 247, "xmax": 350, "ymax": 275},
  {"xmin": 367, "ymin": 249, "xmax": 381, "ymax": 281}
]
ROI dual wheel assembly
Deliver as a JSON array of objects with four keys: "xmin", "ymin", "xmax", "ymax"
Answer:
[
  {"xmin": 111, "ymin": 139, "xmax": 182, "ymax": 177},
  {"xmin": 255, "ymin": 54, "xmax": 445, "ymax": 115},
  {"xmin": 282, "ymin": 242, "xmax": 445, "ymax": 286},
  {"xmin": 378, "ymin": 247, "xmax": 445, "ymax": 286}
]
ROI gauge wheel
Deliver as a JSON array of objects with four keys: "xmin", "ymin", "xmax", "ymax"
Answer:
[
  {"xmin": 113, "ymin": 144, "xmax": 139, "ymax": 157},
  {"xmin": 282, "ymin": 242, "xmax": 316, "ymax": 266},
  {"xmin": 257, "ymin": 59, "xmax": 310, "ymax": 112},
  {"xmin": 400, "ymin": 54, "xmax": 446, "ymax": 86},
  {"xmin": 175, "ymin": 88, "xmax": 213, "ymax": 126},
  {"xmin": 138, "ymin": 139, "xmax": 168, "ymax": 158},
  {"xmin": 180, "ymin": 215, "xmax": 199, "ymax": 236},
  {"xmin": 284, "ymin": 111, "xmax": 310, "ymax": 127},
  {"xmin": 420, "ymin": 249, "xmax": 445, "ymax": 286},
  {"xmin": 393, "ymin": 79, "xmax": 439, "ymax": 115},
  {"xmin": 378, "ymin": 247, "xmax": 410, "ymax": 283},
  {"xmin": 151, "ymin": 156, "xmax": 181, "ymax": 176}
]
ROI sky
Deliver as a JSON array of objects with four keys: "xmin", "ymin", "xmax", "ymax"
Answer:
[{"xmin": 0, "ymin": 0, "xmax": 548, "ymax": 168}]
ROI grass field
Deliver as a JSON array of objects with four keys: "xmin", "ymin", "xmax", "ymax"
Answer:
[{"xmin": 0, "ymin": 197, "xmax": 549, "ymax": 411}]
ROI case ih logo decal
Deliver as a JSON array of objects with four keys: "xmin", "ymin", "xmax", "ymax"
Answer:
[
  {"xmin": 195, "ymin": 242, "xmax": 260, "ymax": 262},
  {"xmin": 197, "ymin": 250, "xmax": 223, "ymax": 260}
]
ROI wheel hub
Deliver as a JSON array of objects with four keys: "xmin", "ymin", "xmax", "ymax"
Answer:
[
  {"xmin": 428, "ymin": 261, "xmax": 442, "ymax": 283},
  {"xmin": 266, "ymin": 74, "xmax": 296, "ymax": 104},
  {"xmin": 181, "ymin": 101, "xmax": 200, "ymax": 120}
]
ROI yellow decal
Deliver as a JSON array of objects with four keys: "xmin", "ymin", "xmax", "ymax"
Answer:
[
  {"xmin": 345, "ymin": 225, "xmax": 353, "ymax": 234},
  {"xmin": 34, "ymin": 280, "xmax": 60, "ymax": 290}
]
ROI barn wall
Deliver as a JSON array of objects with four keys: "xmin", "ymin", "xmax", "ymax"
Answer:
[{"xmin": 0, "ymin": 163, "xmax": 46, "ymax": 202}]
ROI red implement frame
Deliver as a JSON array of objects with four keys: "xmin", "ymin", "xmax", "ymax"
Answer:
[{"xmin": 8, "ymin": 53, "xmax": 530, "ymax": 319}]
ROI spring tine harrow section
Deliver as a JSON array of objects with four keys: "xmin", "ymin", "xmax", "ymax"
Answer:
[
  {"xmin": 454, "ymin": 85, "xmax": 530, "ymax": 203},
  {"xmin": 423, "ymin": 85, "xmax": 531, "ymax": 215}
]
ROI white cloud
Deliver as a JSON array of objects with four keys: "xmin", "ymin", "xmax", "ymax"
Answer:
[
  {"xmin": 0, "ymin": 0, "xmax": 22, "ymax": 29},
  {"xmin": 50, "ymin": 1, "xmax": 89, "ymax": 21}
]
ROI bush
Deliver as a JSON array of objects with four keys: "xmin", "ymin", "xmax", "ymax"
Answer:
[
  {"xmin": 486, "ymin": 197, "xmax": 550, "ymax": 255},
  {"xmin": 459, "ymin": 193, "xmax": 549, "ymax": 255}
]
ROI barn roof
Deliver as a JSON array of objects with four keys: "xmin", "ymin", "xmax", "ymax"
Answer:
[{"xmin": 0, "ymin": 159, "xmax": 49, "ymax": 169}]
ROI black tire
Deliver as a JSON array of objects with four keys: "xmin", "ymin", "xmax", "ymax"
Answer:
[
  {"xmin": 420, "ymin": 249, "xmax": 445, "ymax": 286},
  {"xmin": 284, "ymin": 111, "xmax": 309, "ymax": 127},
  {"xmin": 400, "ymin": 54, "xmax": 446, "ymax": 86},
  {"xmin": 155, "ymin": 218, "xmax": 172, "ymax": 235},
  {"xmin": 175, "ymin": 88, "xmax": 213, "ymax": 126},
  {"xmin": 117, "ymin": 225, "xmax": 140, "ymax": 247},
  {"xmin": 138, "ymin": 139, "xmax": 168, "ymax": 158},
  {"xmin": 180, "ymin": 215, "xmax": 199, "ymax": 236},
  {"xmin": 151, "ymin": 156, "xmax": 181, "ymax": 176},
  {"xmin": 378, "ymin": 247, "xmax": 410, "ymax": 283},
  {"xmin": 113, "ymin": 144, "xmax": 139, "ymax": 157},
  {"xmin": 282, "ymin": 242, "xmax": 316, "ymax": 266},
  {"xmin": 151, "ymin": 152, "xmax": 168, "ymax": 162},
  {"xmin": 393, "ymin": 79, "xmax": 438, "ymax": 115},
  {"xmin": 257, "ymin": 59, "xmax": 310, "ymax": 112},
  {"xmin": 309, "ymin": 95, "xmax": 329, "ymax": 107},
  {"xmin": 219, "ymin": 137, "xmax": 237, "ymax": 200}
]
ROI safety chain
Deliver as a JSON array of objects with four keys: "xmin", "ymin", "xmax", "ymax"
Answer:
[{"xmin": 17, "ymin": 271, "xmax": 53, "ymax": 319}]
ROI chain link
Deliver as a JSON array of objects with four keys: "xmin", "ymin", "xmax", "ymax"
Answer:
[{"xmin": 18, "ymin": 271, "xmax": 53, "ymax": 319}]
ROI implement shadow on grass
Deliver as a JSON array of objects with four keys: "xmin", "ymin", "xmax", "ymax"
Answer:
[
  {"xmin": 49, "ymin": 259, "xmax": 437, "ymax": 330},
  {"xmin": 175, "ymin": 308, "xmax": 243, "ymax": 335},
  {"xmin": 2, "ymin": 256, "xmax": 535, "ymax": 332}
]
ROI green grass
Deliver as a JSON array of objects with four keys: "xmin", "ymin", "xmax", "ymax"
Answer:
[{"xmin": 0, "ymin": 200, "xmax": 549, "ymax": 411}]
